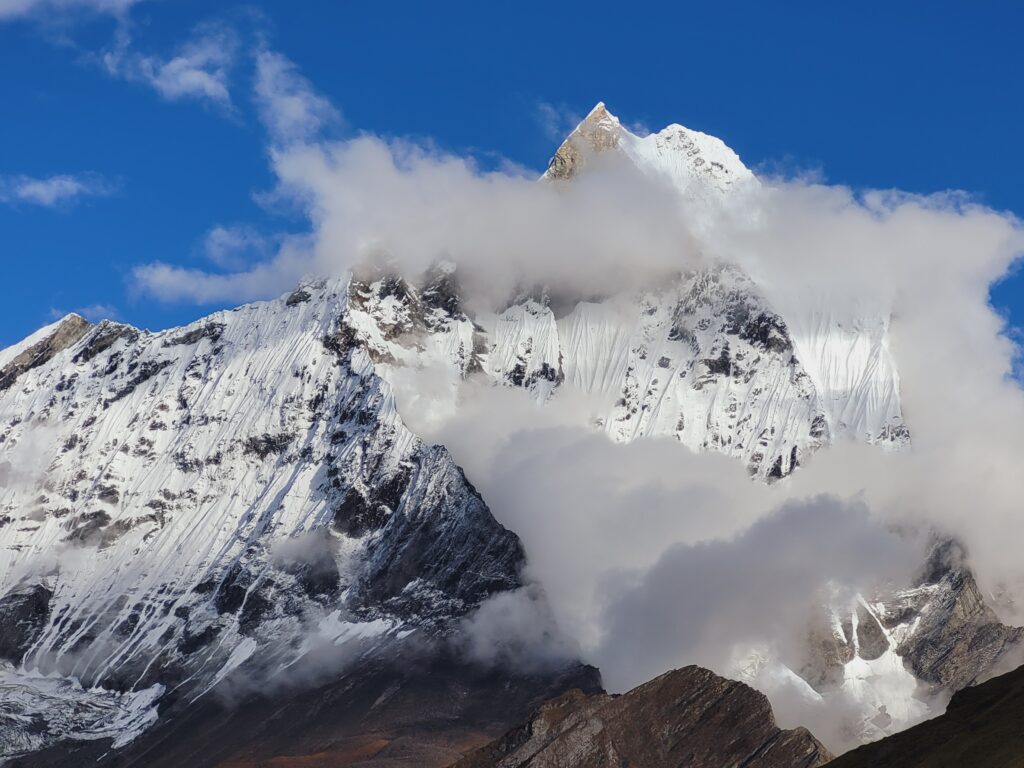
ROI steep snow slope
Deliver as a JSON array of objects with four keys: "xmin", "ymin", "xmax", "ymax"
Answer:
[
  {"xmin": 350, "ymin": 261, "xmax": 905, "ymax": 480},
  {"xmin": 784, "ymin": 306, "xmax": 907, "ymax": 445},
  {"xmin": 0, "ymin": 280, "xmax": 523, "ymax": 756}
]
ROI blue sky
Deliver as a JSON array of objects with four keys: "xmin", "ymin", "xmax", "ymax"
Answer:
[{"xmin": 0, "ymin": 0, "xmax": 1022, "ymax": 347}]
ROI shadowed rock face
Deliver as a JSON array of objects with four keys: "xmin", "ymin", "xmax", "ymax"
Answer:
[
  {"xmin": 0, "ymin": 584, "xmax": 52, "ymax": 663},
  {"xmin": 453, "ymin": 665, "xmax": 833, "ymax": 768},
  {"xmin": 880, "ymin": 539, "xmax": 1024, "ymax": 693},
  {"xmin": 12, "ymin": 643, "xmax": 602, "ymax": 768},
  {"xmin": 790, "ymin": 537, "xmax": 1023, "ymax": 731},
  {"xmin": 828, "ymin": 662, "xmax": 1024, "ymax": 768},
  {"xmin": 888, "ymin": 536, "xmax": 1024, "ymax": 696}
]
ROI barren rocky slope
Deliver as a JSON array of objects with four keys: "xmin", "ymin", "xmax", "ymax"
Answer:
[{"xmin": 454, "ymin": 665, "xmax": 833, "ymax": 768}]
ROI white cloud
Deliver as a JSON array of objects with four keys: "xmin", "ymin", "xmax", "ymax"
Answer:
[
  {"xmin": 2, "ymin": 0, "xmax": 234, "ymax": 108},
  {"xmin": 254, "ymin": 50, "xmax": 340, "ymax": 145},
  {"xmin": 131, "ymin": 232, "xmax": 313, "ymax": 304},
  {"xmin": 203, "ymin": 224, "xmax": 272, "ymax": 270},
  {"xmin": 133, "ymin": 130, "xmax": 701, "ymax": 304},
  {"xmin": 0, "ymin": 0, "xmax": 138, "ymax": 21},
  {"xmin": 49, "ymin": 303, "xmax": 118, "ymax": 322},
  {"xmin": 0, "ymin": 173, "xmax": 114, "ymax": 207},
  {"xmin": 456, "ymin": 584, "xmax": 580, "ymax": 674},
  {"xmin": 535, "ymin": 101, "xmax": 583, "ymax": 142},
  {"xmin": 400, "ymin": 384, "xmax": 920, "ymax": 677},
  {"xmin": 103, "ymin": 24, "xmax": 237, "ymax": 108}
]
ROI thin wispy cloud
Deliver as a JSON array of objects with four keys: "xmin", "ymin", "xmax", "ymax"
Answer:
[
  {"xmin": 48, "ymin": 303, "xmax": 119, "ymax": 322},
  {"xmin": 2, "ymin": 0, "xmax": 236, "ymax": 109},
  {"xmin": 128, "ymin": 49, "xmax": 338, "ymax": 300},
  {"xmin": 0, "ymin": 0, "xmax": 139, "ymax": 21},
  {"xmin": 203, "ymin": 224, "xmax": 273, "ymax": 269},
  {"xmin": 535, "ymin": 101, "xmax": 583, "ymax": 142},
  {"xmin": 102, "ymin": 23, "xmax": 239, "ymax": 109},
  {"xmin": 0, "ymin": 173, "xmax": 115, "ymax": 207},
  {"xmin": 254, "ymin": 49, "xmax": 340, "ymax": 145},
  {"xmin": 132, "ymin": 233, "xmax": 312, "ymax": 304}
]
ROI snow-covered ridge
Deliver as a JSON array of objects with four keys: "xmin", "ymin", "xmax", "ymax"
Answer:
[
  {"xmin": 349, "ymin": 260, "xmax": 908, "ymax": 479},
  {"xmin": 0, "ymin": 279, "xmax": 522, "ymax": 754}
]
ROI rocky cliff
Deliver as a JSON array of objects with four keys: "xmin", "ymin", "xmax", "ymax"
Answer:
[{"xmin": 454, "ymin": 665, "xmax": 833, "ymax": 768}]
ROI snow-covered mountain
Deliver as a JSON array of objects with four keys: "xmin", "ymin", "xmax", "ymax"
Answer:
[
  {"xmin": 0, "ymin": 103, "xmax": 1015, "ymax": 762},
  {"xmin": 350, "ymin": 103, "xmax": 909, "ymax": 480},
  {"xmin": 0, "ymin": 285, "xmax": 524, "ymax": 758}
]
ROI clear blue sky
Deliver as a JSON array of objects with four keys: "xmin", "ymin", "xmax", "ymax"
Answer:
[{"xmin": 1, "ymin": 0, "xmax": 1022, "ymax": 347}]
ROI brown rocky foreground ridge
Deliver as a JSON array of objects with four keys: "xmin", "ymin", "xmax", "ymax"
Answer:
[
  {"xmin": 452, "ymin": 665, "xmax": 833, "ymax": 768},
  {"xmin": 19, "ymin": 658, "xmax": 832, "ymax": 768}
]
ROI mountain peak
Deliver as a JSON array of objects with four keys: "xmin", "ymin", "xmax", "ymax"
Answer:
[
  {"xmin": 545, "ymin": 102, "xmax": 623, "ymax": 181},
  {"xmin": 580, "ymin": 100, "xmax": 616, "ymax": 126},
  {"xmin": 544, "ymin": 104, "xmax": 755, "ymax": 196}
]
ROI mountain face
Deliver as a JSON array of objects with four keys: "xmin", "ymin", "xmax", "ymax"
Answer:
[
  {"xmin": 796, "ymin": 539, "xmax": 1024, "ymax": 700},
  {"xmin": 454, "ymin": 665, "xmax": 833, "ymax": 768},
  {"xmin": 353, "ymin": 260, "xmax": 835, "ymax": 479},
  {"xmin": 747, "ymin": 536, "xmax": 1024, "ymax": 748},
  {"xmin": 0, "ymin": 103, "xmax": 1016, "ymax": 762},
  {"xmin": 0, "ymin": 286, "xmax": 525, "ymax": 758}
]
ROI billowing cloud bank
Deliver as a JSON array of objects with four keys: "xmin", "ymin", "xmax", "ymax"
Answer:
[{"xmin": 128, "ymin": 49, "xmax": 1024, "ymax": 750}]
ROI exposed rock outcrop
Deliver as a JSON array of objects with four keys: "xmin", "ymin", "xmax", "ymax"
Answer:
[
  {"xmin": 879, "ymin": 539, "xmax": 1024, "ymax": 693},
  {"xmin": 0, "ymin": 315, "xmax": 90, "ymax": 392},
  {"xmin": 544, "ymin": 102, "xmax": 622, "ymax": 181},
  {"xmin": 453, "ymin": 665, "xmax": 833, "ymax": 768},
  {"xmin": 0, "ymin": 584, "xmax": 52, "ymax": 663}
]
